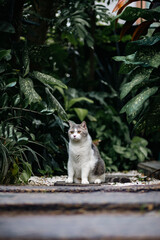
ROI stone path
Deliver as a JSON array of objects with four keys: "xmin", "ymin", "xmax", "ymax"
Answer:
[
  {"xmin": 0, "ymin": 182, "xmax": 160, "ymax": 239},
  {"xmin": 0, "ymin": 191, "xmax": 160, "ymax": 213},
  {"xmin": 1, "ymin": 213, "xmax": 160, "ymax": 240},
  {"xmin": 138, "ymin": 161, "xmax": 160, "ymax": 179}
]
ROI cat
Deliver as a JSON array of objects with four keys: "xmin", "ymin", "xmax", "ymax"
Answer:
[{"xmin": 66, "ymin": 121, "xmax": 106, "ymax": 184}]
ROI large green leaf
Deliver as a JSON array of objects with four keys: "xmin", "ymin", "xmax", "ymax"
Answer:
[
  {"xmin": 19, "ymin": 162, "xmax": 32, "ymax": 183},
  {"xmin": 114, "ymin": 45, "xmax": 160, "ymax": 73},
  {"xmin": 135, "ymin": 95, "xmax": 160, "ymax": 134},
  {"xmin": 19, "ymin": 77, "xmax": 41, "ymax": 104},
  {"xmin": 5, "ymin": 78, "xmax": 17, "ymax": 88},
  {"xmin": 126, "ymin": 33, "xmax": 160, "ymax": 54},
  {"xmin": 113, "ymin": 53, "xmax": 135, "ymax": 63},
  {"xmin": 33, "ymin": 71, "xmax": 67, "ymax": 89},
  {"xmin": 119, "ymin": 62, "xmax": 136, "ymax": 74},
  {"xmin": 136, "ymin": 34, "xmax": 160, "ymax": 46},
  {"xmin": 120, "ymin": 67, "xmax": 153, "ymax": 99},
  {"xmin": 74, "ymin": 108, "xmax": 88, "ymax": 121},
  {"xmin": 67, "ymin": 97, "xmax": 93, "ymax": 110},
  {"xmin": 113, "ymin": 53, "xmax": 144, "ymax": 67},
  {"xmin": 0, "ymin": 49, "xmax": 11, "ymax": 61},
  {"xmin": 45, "ymin": 88, "xmax": 68, "ymax": 121},
  {"xmin": 113, "ymin": 53, "xmax": 147, "ymax": 73},
  {"xmin": 115, "ymin": 6, "xmax": 160, "ymax": 22},
  {"xmin": 121, "ymin": 87, "xmax": 158, "ymax": 121},
  {"xmin": 135, "ymin": 46, "xmax": 160, "ymax": 68}
]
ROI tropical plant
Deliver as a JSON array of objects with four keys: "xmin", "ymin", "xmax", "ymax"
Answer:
[
  {"xmin": 0, "ymin": 124, "xmax": 34, "ymax": 184},
  {"xmin": 86, "ymin": 90, "xmax": 151, "ymax": 171},
  {"xmin": 113, "ymin": 0, "xmax": 160, "ymax": 136},
  {"xmin": 0, "ymin": 0, "xmax": 101, "ymax": 183},
  {"xmin": 113, "ymin": 0, "xmax": 160, "ymax": 41},
  {"xmin": 0, "ymin": 45, "xmax": 70, "ymax": 183}
]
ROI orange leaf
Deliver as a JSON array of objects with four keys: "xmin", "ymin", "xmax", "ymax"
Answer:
[
  {"xmin": 116, "ymin": 0, "xmax": 135, "ymax": 14},
  {"xmin": 132, "ymin": 21, "xmax": 153, "ymax": 41},
  {"xmin": 114, "ymin": 0, "xmax": 139, "ymax": 27},
  {"xmin": 112, "ymin": 0, "xmax": 128, "ymax": 12},
  {"xmin": 113, "ymin": 0, "xmax": 151, "ymax": 13}
]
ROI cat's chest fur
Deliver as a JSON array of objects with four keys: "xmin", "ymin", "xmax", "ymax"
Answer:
[{"xmin": 69, "ymin": 135, "xmax": 96, "ymax": 167}]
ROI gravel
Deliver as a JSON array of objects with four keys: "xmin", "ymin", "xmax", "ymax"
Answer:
[{"xmin": 28, "ymin": 171, "xmax": 160, "ymax": 186}]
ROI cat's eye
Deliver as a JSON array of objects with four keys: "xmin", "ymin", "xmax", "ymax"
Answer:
[
  {"xmin": 77, "ymin": 131, "xmax": 81, "ymax": 134},
  {"xmin": 70, "ymin": 131, "xmax": 74, "ymax": 134}
]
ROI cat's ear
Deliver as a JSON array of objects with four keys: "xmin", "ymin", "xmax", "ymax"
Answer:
[
  {"xmin": 68, "ymin": 120, "xmax": 75, "ymax": 127},
  {"xmin": 81, "ymin": 121, "xmax": 87, "ymax": 129}
]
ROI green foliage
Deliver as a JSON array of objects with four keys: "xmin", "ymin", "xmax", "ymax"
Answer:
[
  {"xmin": 113, "ymin": 136, "xmax": 151, "ymax": 164},
  {"xmin": 0, "ymin": 43, "xmax": 70, "ymax": 183},
  {"xmin": 120, "ymin": 67, "xmax": 153, "ymax": 99},
  {"xmin": 74, "ymin": 108, "xmax": 88, "ymax": 122},
  {"xmin": 91, "ymin": 105, "xmax": 151, "ymax": 171},
  {"xmin": 19, "ymin": 77, "xmax": 42, "ymax": 104},
  {"xmin": 0, "ymin": 49, "xmax": 11, "ymax": 60},
  {"xmin": 66, "ymin": 97, "xmax": 93, "ymax": 110},
  {"xmin": 45, "ymin": 88, "xmax": 68, "ymax": 121},
  {"xmin": 33, "ymin": 71, "xmax": 68, "ymax": 90},
  {"xmin": 114, "ymin": 6, "xmax": 160, "ymax": 22},
  {"xmin": 114, "ymin": 4, "xmax": 160, "ymax": 135},
  {"xmin": 0, "ymin": 0, "xmax": 154, "ymax": 183},
  {"xmin": 55, "ymin": 1, "xmax": 110, "ymax": 47},
  {"xmin": 69, "ymin": 89, "xmax": 151, "ymax": 171},
  {"xmin": 57, "ymin": 87, "xmax": 94, "ymax": 121},
  {"xmin": 120, "ymin": 87, "xmax": 158, "ymax": 123},
  {"xmin": 0, "ymin": 124, "xmax": 35, "ymax": 184}
]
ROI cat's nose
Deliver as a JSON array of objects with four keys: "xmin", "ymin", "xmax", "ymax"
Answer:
[{"xmin": 73, "ymin": 135, "xmax": 76, "ymax": 138}]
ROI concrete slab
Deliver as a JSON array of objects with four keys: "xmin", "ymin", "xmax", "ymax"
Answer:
[
  {"xmin": 138, "ymin": 161, "xmax": 160, "ymax": 179},
  {"xmin": 0, "ymin": 213, "xmax": 160, "ymax": 239},
  {"xmin": 0, "ymin": 192, "xmax": 160, "ymax": 212},
  {"xmin": 0, "ymin": 183, "xmax": 160, "ymax": 193}
]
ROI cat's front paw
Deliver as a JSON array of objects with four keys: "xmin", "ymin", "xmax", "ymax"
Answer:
[
  {"xmin": 81, "ymin": 179, "xmax": 89, "ymax": 184},
  {"xmin": 65, "ymin": 178, "xmax": 73, "ymax": 183},
  {"xmin": 94, "ymin": 179, "xmax": 101, "ymax": 184}
]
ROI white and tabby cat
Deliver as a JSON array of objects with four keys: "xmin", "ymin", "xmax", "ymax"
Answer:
[{"xmin": 66, "ymin": 121, "xmax": 106, "ymax": 184}]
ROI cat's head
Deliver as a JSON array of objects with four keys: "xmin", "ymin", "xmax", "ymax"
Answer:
[{"xmin": 68, "ymin": 121, "xmax": 88, "ymax": 142}]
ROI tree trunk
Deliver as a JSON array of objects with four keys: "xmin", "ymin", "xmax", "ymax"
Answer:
[
  {"xmin": 12, "ymin": 0, "xmax": 24, "ymax": 42},
  {"xmin": 27, "ymin": 0, "xmax": 54, "ymax": 45}
]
